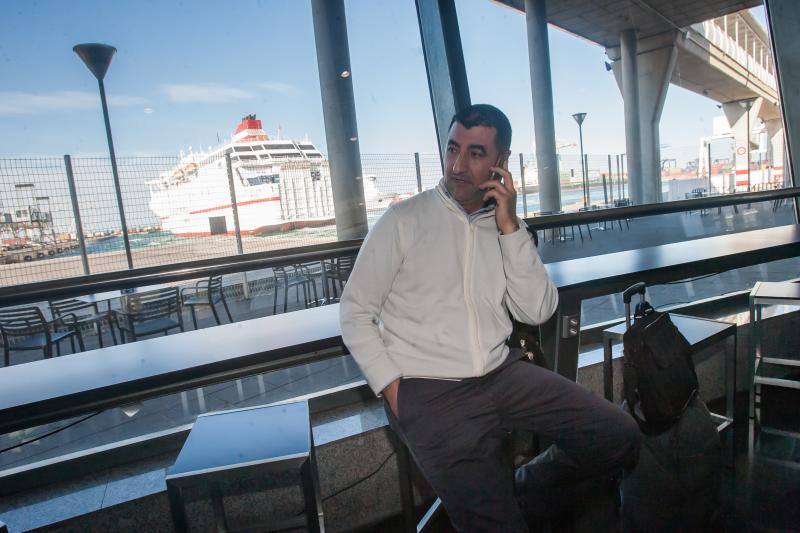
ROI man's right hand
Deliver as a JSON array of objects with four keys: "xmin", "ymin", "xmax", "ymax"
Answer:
[{"xmin": 383, "ymin": 378, "xmax": 401, "ymax": 418}]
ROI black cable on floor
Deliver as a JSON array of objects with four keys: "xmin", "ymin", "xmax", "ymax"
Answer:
[
  {"xmin": 660, "ymin": 271, "xmax": 721, "ymax": 285},
  {"xmin": 293, "ymin": 450, "xmax": 397, "ymax": 517},
  {"xmin": 0, "ymin": 411, "xmax": 101, "ymax": 454},
  {"xmin": 322, "ymin": 450, "xmax": 396, "ymax": 502}
]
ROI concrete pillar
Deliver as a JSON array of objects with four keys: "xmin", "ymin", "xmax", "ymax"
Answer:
[
  {"xmin": 524, "ymin": 0, "xmax": 560, "ymax": 214},
  {"xmin": 609, "ymin": 31, "xmax": 677, "ymax": 204},
  {"xmin": 722, "ymin": 97, "xmax": 763, "ymax": 191},
  {"xmin": 619, "ymin": 30, "xmax": 643, "ymax": 204},
  {"xmin": 636, "ymin": 32, "xmax": 678, "ymax": 203},
  {"xmin": 764, "ymin": 118, "xmax": 785, "ymax": 185},
  {"xmin": 311, "ymin": 0, "xmax": 369, "ymax": 240}
]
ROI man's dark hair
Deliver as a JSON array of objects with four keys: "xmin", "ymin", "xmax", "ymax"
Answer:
[{"xmin": 450, "ymin": 104, "xmax": 512, "ymax": 153}]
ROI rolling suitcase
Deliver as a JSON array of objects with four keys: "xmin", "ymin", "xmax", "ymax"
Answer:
[{"xmin": 618, "ymin": 282, "xmax": 722, "ymax": 533}]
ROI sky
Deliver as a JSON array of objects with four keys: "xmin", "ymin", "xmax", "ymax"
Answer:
[{"xmin": 0, "ymin": 0, "xmax": 770, "ymax": 158}]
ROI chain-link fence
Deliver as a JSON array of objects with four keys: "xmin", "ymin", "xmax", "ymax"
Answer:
[
  {"xmin": 0, "ymin": 149, "xmax": 793, "ymax": 287},
  {"xmin": 0, "ymin": 158, "xmax": 80, "ymax": 286}
]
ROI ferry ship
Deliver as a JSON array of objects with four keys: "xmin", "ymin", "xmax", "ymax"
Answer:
[{"xmin": 147, "ymin": 115, "xmax": 380, "ymax": 236}]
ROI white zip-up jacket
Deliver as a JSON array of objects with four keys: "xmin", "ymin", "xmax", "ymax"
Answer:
[{"xmin": 339, "ymin": 181, "xmax": 559, "ymax": 396}]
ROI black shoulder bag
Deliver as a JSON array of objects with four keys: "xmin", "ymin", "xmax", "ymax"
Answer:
[{"xmin": 506, "ymin": 226, "xmax": 549, "ymax": 369}]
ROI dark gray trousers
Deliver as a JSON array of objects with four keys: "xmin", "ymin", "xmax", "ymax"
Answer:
[{"xmin": 384, "ymin": 353, "xmax": 641, "ymax": 533}]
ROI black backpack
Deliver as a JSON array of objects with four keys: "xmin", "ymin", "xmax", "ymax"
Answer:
[{"xmin": 621, "ymin": 283, "xmax": 699, "ymax": 433}]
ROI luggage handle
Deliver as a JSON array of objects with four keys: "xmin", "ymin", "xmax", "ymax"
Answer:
[
  {"xmin": 623, "ymin": 282, "xmax": 646, "ymax": 329},
  {"xmin": 622, "ymin": 282, "xmax": 646, "ymax": 304}
]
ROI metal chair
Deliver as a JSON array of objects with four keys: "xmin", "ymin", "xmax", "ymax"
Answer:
[
  {"xmin": 538, "ymin": 211, "xmax": 586, "ymax": 243},
  {"xmin": 326, "ymin": 255, "xmax": 355, "ymax": 300},
  {"xmin": 576, "ymin": 207, "xmax": 595, "ymax": 240},
  {"xmin": 49, "ymin": 298, "xmax": 117, "ymax": 347},
  {"xmin": 748, "ymin": 281, "xmax": 800, "ymax": 465},
  {"xmin": 612, "ymin": 198, "xmax": 632, "ymax": 230},
  {"xmin": 113, "ymin": 287, "xmax": 185, "ymax": 343},
  {"xmin": 0, "ymin": 306, "xmax": 85, "ymax": 367},
  {"xmin": 181, "ymin": 275, "xmax": 234, "ymax": 330},
  {"xmin": 272, "ymin": 265, "xmax": 319, "ymax": 314},
  {"xmin": 685, "ymin": 188, "xmax": 709, "ymax": 215}
]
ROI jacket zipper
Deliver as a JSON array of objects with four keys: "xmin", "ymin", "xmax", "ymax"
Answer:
[
  {"xmin": 437, "ymin": 184, "xmax": 495, "ymax": 376},
  {"xmin": 464, "ymin": 220, "xmax": 482, "ymax": 375}
]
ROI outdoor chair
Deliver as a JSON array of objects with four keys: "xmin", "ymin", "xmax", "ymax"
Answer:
[
  {"xmin": 180, "ymin": 275, "xmax": 234, "ymax": 330},
  {"xmin": 613, "ymin": 198, "xmax": 632, "ymax": 230},
  {"xmin": 49, "ymin": 298, "xmax": 117, "ymax": 348},
  {"xmin": 685, "ymin": 188, "xmax": 709, "ymax": 215},
  {"xmin": 536, "ymin": 211, "xmax": 583, "ymax": 244},
  {"xmin": 771, "ymin": 183, "xmax": 788, "ymax": 211},
  {"xmin": 576, "ymin": 207, "xmax": 595, "ymax": 240},
  {"xmin": 113, "ymin": 287, "xmax": 185, "ymax": 343},
  {"xmin": 272, "ymin": 265, "xmax": 319, "ymax": 314},
  {"xmin": 586, "ymin": 203, "xmax": 624, "ymax": 232},
  {"xmin": 0, "ymin": 305, "xmax": 85, "ymax": 367},
  {"xmin": 325, "ymin": 254, "xmax": 355, "ymax": 300}
]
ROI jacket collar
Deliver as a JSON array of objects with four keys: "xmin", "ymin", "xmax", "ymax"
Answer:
[{"xmin": 436, "ymin": 178, "xmax": 496, "ymax": 223}]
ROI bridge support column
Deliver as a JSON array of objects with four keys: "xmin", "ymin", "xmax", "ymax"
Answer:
[
  {"xmin": 525, "ymin": 0, "xmax": 560, "ymax": 214},
  {"xmin": 636, "ymin": 32, "xmax": 678, "ymax": 204},
  {"xmin": 311, "ymin": 0, "xmax": 369, "ymax": 240},
  {"xmin": 722, "ymin": 97, "xmax": 763, "ymax": 192},
  {"xmin": 618, "ymin": 30, "xmax": 643, "ymax": 205},
  {"xmin": 611, "ymin": 31, "xmax": 677, "ymax": 204},
  {"xmin": 764, "ymin": 118, "xmax": 786, "ymax": 186}
]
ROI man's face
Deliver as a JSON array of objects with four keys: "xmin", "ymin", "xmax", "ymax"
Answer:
[{"xmin": 444, "ymin": 122, "xmax": 504, "ymax": 214}]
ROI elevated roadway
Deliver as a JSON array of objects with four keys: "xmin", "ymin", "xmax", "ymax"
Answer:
[{"xmin": 494, "ymin": 0, "xmax": 783, "ymax": 204}]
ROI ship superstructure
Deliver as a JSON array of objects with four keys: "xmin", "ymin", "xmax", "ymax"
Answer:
[{"xmin": 148, "ymin": 115, "xmax": 379, "ymax": 236}]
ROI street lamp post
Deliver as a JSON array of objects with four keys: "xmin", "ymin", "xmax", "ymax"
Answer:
[
  {"xmin": 706, "ymin": 139, "xmax": 715, "ymax": 194},
  {"xmin": 572, "ymin": 112, "xmax": 588, "ymax": 208},
  {"xmin": 73, "ymin": 43, "xmax": 133, "ymax": 269}
]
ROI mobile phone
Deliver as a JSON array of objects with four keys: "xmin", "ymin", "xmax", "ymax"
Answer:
[
  {"xmin": 490, "ymin": 155, "xmax": 506, "ymax": 181},
  {"xmin": 484, "ymin": 155, "xmax": 506, "ymax": 207}
]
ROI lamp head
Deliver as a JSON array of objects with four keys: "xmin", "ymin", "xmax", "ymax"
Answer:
[
  {"xmin": 737, "ymin": 97, "xmax": 757, "ymax": 111},
  {"xmin": 73, "ymin": 43, "xmax": 117, "ymax": 81},
  {"xmin": 572, "ymin": 112, "xmax": 587, "ymax": 126}
]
